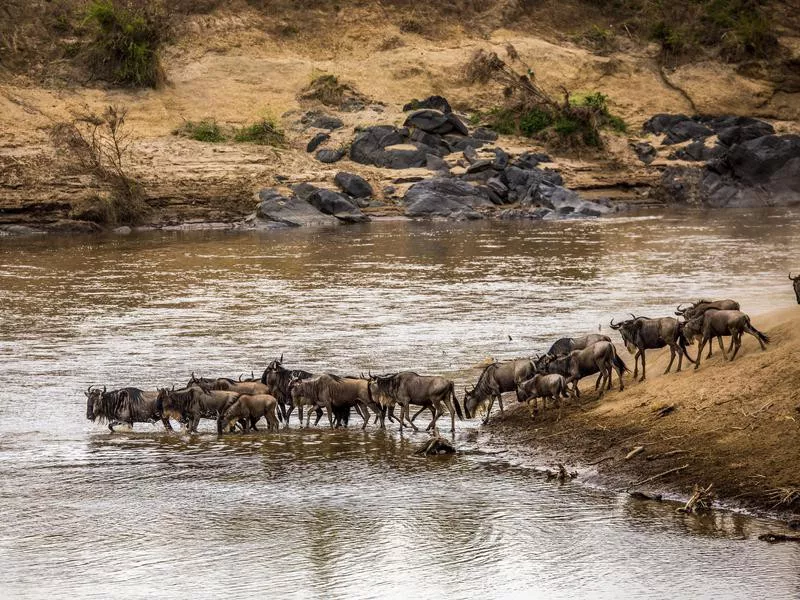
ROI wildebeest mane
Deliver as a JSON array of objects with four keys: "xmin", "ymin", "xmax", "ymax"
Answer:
[{"xmin": 95, "ymin": 387, "xmax": 152, "ymax": 423}]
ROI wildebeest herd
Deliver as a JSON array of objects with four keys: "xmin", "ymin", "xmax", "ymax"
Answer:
[{"xmin": 84, "ymin": 298, "xmax": 771, "ymax": 434}]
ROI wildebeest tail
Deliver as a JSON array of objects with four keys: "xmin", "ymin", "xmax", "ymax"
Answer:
[
  {"xmin": 745, "ymin": 318, "xmax": 770, "ymax": 344},
  {"xmin": 450, "ymin": 383, "xmax": 464, "ymax": 420},
  {"xmin": 613, "ymin": 354, "xmax": 629, "ymax": 373}
]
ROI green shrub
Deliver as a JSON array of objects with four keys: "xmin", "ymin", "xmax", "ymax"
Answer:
[
  {"xmin": 173, "ymin": 119, "xmax": 226, "ymax": 143},
  {"xmin": 84, "ymin": 0, "xmax": 166, "ymax": 88},
  {"xmin": 233, "ymin": 118, "xmax": 285, "ymax": 146}
]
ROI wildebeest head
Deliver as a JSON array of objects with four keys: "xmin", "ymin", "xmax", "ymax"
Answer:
[
  {"xmin": 609, "ymin": 316, "xmax": 641, "ymax": 353},
  {"xmin": 84, "ymin": 385, "xmax": 103, "ymax": 421},
  {"xmin": 366, "ymin": 372, "xmax": 397, "ymax": 407},
  {"xmin": 462, "ymin": 385, "xmax": 481, "ymax": 419},
  {"xmin": 790, "ymin": 273, "xmax": 800, "ymax": 304},
  {"xmin": 682, "ymin": 315, "xmax": 705, "ymax": 344}
]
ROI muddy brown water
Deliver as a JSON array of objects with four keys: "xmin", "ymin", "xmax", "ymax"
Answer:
[{"xmin": 1, "ymin": 209, "xmax": 799, "ymax": 599}]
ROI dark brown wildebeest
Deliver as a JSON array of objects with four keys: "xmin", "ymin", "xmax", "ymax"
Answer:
[
  {"xmin": 289, "ymin": 374, "xmax": 372, "ymax": 429},
  {"xmin": 538, "ymin": 341, "xmax": 626, "ymax": 398},
  {"xmin": 155, "ymin": 385, "xmax": 240, "ymax": 433},
  {"xmin": 217, "ymin": 394, "xmax": 279, "ymax": 433},
  {"xmin": 516, "ymin": 374, "xmax": 569, "ymax": 418},
  {"xmin": 609, "ymin": 315, "xmax": 694, "ymax": 381},
  {"xmin": 260, "ymin": 357, "xmax": 315, "ymax": 423},
  {"xmin": 368, "ymin": 371, "xmax": 463, "ymax": 433},
  {"xmin": 85, "ymin": 385, "xmax": 172, "ymax": 432},
  {"xmin": 789, "ymin": 273, "xmax": 800, "ymax": 304},
  {"xmin": 188, "ymin": 372, "xmax": 271, "ymax": 397},
  {"xmin": 675, "ymin": 299, "xmax": 740, "ymax": 358},
  {"xmin": 545, "ymin": 334, "xmax": 612, "ymax": 359},
  {"xmin": 462, "ymin": 358, "xmax": 535, "ymax": 424},
  {"xmin": 683, "ymin": 309, "xmax": 769, "ymax": 369}
]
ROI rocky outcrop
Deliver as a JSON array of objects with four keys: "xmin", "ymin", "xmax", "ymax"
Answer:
[
  {"xmin": 402, "ymin": 178, "xmax": 493, "ymax": 220},
  {"xmin": 307, "ymin": 188, "xmax": 370, "ymax": 222},
  {"xmin": 316, "ymin": 148, "xmax": 345, "ymax": 163},
  {"xmin": 255, "ymin": 189, "xmax": 339, "ymax": 227},
  {"xmin": 334, "ymin": 172, "xmax": 373, "ymax": 199}
]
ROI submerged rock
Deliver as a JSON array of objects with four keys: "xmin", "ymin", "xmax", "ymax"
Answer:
[{"xmin": 403, "ymin": 178, "xmax": 493, "ymax": 220}]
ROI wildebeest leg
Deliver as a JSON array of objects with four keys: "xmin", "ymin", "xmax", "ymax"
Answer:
[
  {"xmin": 594, "ymin": 371, "xmax": 604, "ymax": 390},
  {"xmin": 729, "ymin": 332, "xmax": 743, "ymax": 361},
  {"xmin": 639, "ymin": 350, "xmax": 647, "ymax": 382},
  {"xmin": 482, "ymin": 397, "xmax": 495, "ymax": 425},
  {"xmin": 497, "ymin": 395, "xmax": 505, "ymax": 414},
  {"xmin": 410, "ymin": 406, "xmax": 428, "ymax": 423},
  {"xmin": 718, "ymin": 333, "xmax": 730, "ymax": 361},
  {"xmin": 405, "ymin": 403, "xmax": 419, "ymax": 432},
  {"xmin": 250, "ymin": 417, "xmax": 260, "ymax": 432},
  {"xmin": 632, "ymin": 351, "xmax": 639, "ymax": 380},
  {"xmin": 694, "ymin": 337, "xmax": 707, "ymax": 369},
  {"xmin": 359, "ymin": 403, "xmax": 370, "ymax": 430},
  {"xmin": 665, "ymin": 345, "xmax": 677, "ymax": 374}
]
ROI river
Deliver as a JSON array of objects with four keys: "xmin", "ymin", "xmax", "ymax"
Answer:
[{"xmin": 1, "ymin": 208, "xmax": 799, "ymax": 598}]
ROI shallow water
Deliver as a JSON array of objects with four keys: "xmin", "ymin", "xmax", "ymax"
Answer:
[{"xmin": 1, "ymin": 209, "xmax": 799, "ymax": 599}]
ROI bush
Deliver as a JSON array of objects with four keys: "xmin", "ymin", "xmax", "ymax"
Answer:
[
  {"xmin": 173, "ymin": 119, "xmax": 226, "ymax": 143},
  {"xmin": 233, "ymin": 118, "xmax": 285, "ymax": 146},
  {"xmin": 84, "ymin": 0, "xmax": 166, "ymax": 87}
]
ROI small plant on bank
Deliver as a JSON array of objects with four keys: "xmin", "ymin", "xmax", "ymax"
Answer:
[
  {"xmin": 83, "ymin": 0, "xmax": 167, "ymax": 88},
  {"xmin": 173, "ymin": 119, "xmax": 226, "ymax": 143},
  {"xmin": 233, "ymin": 118, "xmax": 286, "ymax": 146}
]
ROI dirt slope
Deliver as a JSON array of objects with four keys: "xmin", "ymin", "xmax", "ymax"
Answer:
[{"xmin": 489, "ymin": 306, "xmax": 800, "ymax": 517}]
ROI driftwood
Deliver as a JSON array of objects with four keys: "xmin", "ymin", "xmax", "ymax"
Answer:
[
  {"xmin": 677, "ymin": 483, "xmax": 714, "ymax": 513},
  {"xmin": 646, "ymin": 449, "xmax": 688, "ymax": 462},
  {"xmin": 758, "ymin": 533, "xmax": 800, "ymax": 543},
  {"xmin": 653, "ymin": 404, "xmax": 677, "ymax": 418},
  {"xmin": 415, "ymin": 433, "xmax": 456, "ymax": 456},
  {"xmin": 631, "ymin": 464, "xmax": 689, "ymax": 487},
  {"xmin": 587, "ymin": 455, "xmax": 614, "ymax": 466},
  {"xmin": 624, "ymin": 446, "xmax": 645, "ymax": 460},
  {"xmin": 629, "ymin": 490, "xmax": 663, "ymax": 502}
]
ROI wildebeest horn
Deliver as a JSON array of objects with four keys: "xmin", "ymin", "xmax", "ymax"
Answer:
[
  {"xmin": 676, "ymin": 303, "xmax": 688, "ymax": 313},
  {"xmin": 280, "ymin": 353, "xmax": 284, "ymax": 363},
  {"xmin": 629, "ymin": 313, "xmax": 637, "ymax": 320},
  {"xmin": 102, "ymin": 385, "xmax": 106, "ymax": 393},
  {"xmin": 368, "ymin": 369, "xmax": 372, "ymax": 379},
  {"xmin": 609, "ymin": 318, "xmax": 620, "ymax": 329},
  {"xmin": 790, "ymin": 272, "xmax": 798, "ymax": 281},
  {"xmin": 251, "ymin": 371, "xmax": 254, "ymax": 380},
  {"xmin": 171, "ymin": 384, "xmax": 175, "ymax": 391}
]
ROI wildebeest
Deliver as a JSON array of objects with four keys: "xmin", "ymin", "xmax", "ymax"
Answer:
[
  {"xmin": 790, "ymin": 273, "xmax": 800, "ymax": 304},
  {"xmin": 675, "ymin": 299, "xmax": 740, "ymax": 358},
  {"xmin": 516, "ymin": 374, "xmax": 569, "ymax": 418},
  {"xmin": 155, "ymin": 384, "xmax": 240, "ymax": 433},
  {"xmin": 217, "ymin": 394, "xmax": 279, "ymax": 434},
  {"xmin": 683, "ymin": 309, "xmax": 769, "ymax": 368},
  {"xmin": 368, "ymin": 371, "xmax": 463, "ymax": 433},
  {"xmin": 609, "ymin": 315, "xmax": 694, "ymax": 380},
  {"xmin": 462, "ymin": 358, "xmax": 535, "ymax": 424},
  {"xmin": 85, "ymin": 385, "xmax": 172, "ymax": 432},
  {"xmin": 537, "ymin": 341, "xmax": 626, "ymax": 398},
  {"xmin": 188, "ymin": 372, "xmax": 270, "ymax": 398},
  {"xmin": 546, "ymin": 334, "xmax": 612, "ymax": 358},
  {"xmin": 289, "ymin": 374, "xmax": 372, "ymax": 429},
  {"xmin": 260, "ymin": 357, "xmax": 315, "ymax": 423}
]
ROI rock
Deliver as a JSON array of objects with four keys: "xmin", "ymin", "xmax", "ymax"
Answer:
[
  {"xmin": 256, "ymin": 189, "xmax": 339, "ymax": 227},
  {"xmin": 310, "ymin": 114, "xmax": 344, "ymax": 130},
  {"xmin": 382, "ymin": 185, "xmax": 397, "ymax": 197},
  {"xmin": 472, "ymin": 127, "xmax": 499, "ymax": 141},
  {"xmin": 349, "ymin": 126, "xmax": 428, "ymax": 169},
  {"xmin": 655, "ymin": 166, "xmax": 704, "ymax": 205},
  {"xmin": 701, "ymin": 115, "xmax": 772, "ymax": 133},
  {"xmin": 632, "ymin": 141, "xmax": 657, "ymax": 164},
  {"xmin": 535, "ymin": 182, "xmax": 610, "ymax": 216},
  {"xmin": 492, "ymin": 148, "xmax": 509, "ymax": 170},
  {"xmin": 670, "ymin": 140, "xmax": 726, "ymax": 162},
  {"xmin": 463, "ymin": 146, "xmax": 479, "ymax": 163},
  {"xmin": 662, "ymin": 120, "xmax": 713, "ymax": 145},
  {"xmin": 643, "ymin": 114, "xmax": 691, "ymax": 135},
  {"xmin": 403, "ymin": 95, "xmax": 452, "ymax": 114},
  {"xmin": 497, "ymin": 207, "xmax": 552, "ymax": 220},
  {"xmin": 716, "ymin": 122, "xmax": 775, "ymax": 146},
  {"xmin": 0, "ymin": 224, "xmax": 41, "ymax": 236},
  {"xmin": 466, "ymin": 159, "xmax": 494, "ymax": 174},
  {"xmin": 307, "ymin": 189, "xmax": 370, "ymax": 223},
  {"xmin": 514, "ymin": 152, "xmax": 552, "ymax": 169},
  {"xmin": 316, "ymin": 148, "xmax": 345, "ymax": 163},
  {"xmin": 290, "ymin": 182, "xmax": 320, "ymax": 202},
  {"xmin": 334, "ymin": 172, "xmax": 373, "ymax": 199},
  {"xmin": 408, "ymin": 129, "xmax": 450, "ymax": 156},
  {"xmin": 403, "ymin": 109, "xmax": 469, "ymax": 136},
  {"xmin": 443, "ymin": 134, "xmax": 485, "ymax": 151},
  {"xmin": 425, "ymin": 153, "xmax": 450, "ymax": 173},
  {"xmin": 487, "ymin": 177, "xmax": 509, "ymax": 201},
  {"xmin": 402, "ymin": 178, "xmax": 493, "ymax": 220},
  {"xmin": 306, "ymin": 132, "xmax": 330, "ymax": 153},
  {"xmin": 113, "ymin": 226, "xmax": 132, "ymax": 234}
]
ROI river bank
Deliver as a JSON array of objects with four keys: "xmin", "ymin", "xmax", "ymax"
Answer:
[{"xmin": 486, "ymin": 305, "xmax": 800, "ymax": 521}]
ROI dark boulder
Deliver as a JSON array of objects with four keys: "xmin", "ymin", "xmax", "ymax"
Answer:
[
  {"xmin": 701, "ymin": 115, "xmax": 771, "ymax": 133},
  {"xmin": 408, "ymin": 129, "xmax": 450, "ymax": 156},
  {"xmin": 310, "ymin": 114, "xmax": 344, "ymax": 130},
  {"xmin": 662, "ymin": 120, "xmax": 713, "ymax": 145},
  {"xmin": 492, "ymin": 148, "xmax": 509, "ymax": 170},
  {"xmin": 443, "ymin": 134, "xmax": 485, "ymax": 151},
  {"xmin": 306, "ymin": 132, "xmax": 330, "ymax": 153},
  {"xmin": 403, "ymin": 178, "xmax": 494, "ymax": 220},
  {"xmin": 316, "ymin": 148, "xmax": 346, "ymax": 163},
  {"xmin": 403, "ymin": 95, "xmax": 452, "ymax": 114},
  {"xmin": 404, "ymin": 110, "xmax": 469, "ymax": 136},
  {"xmin": 716, "ymin": 122, "xmax": 775, "ymax": 146},
  {"xmin": 466, "ymin": 159, "xmax": 494, "ymax": 174},
  {"xmin": 349, "ymin": 125, "xmax": 429, "ymax": 169},
  {"xmin": 643, "ymin": 114, "xmax": 691, "ymax": 135},
  {"xmin": 463, "ymin": 146, "xmax": 479, "ymax": 163},
  {"xmin": 514, "ymin": 152, "xmax": 552, "ymax": 169},
  {"xmin": 334, "ymin": 172, "xmax": 373, "ymax": 199},
  {"xmin": 632, "ymin": 141, "xmax": 657, "ymax": 164},
  {"xmin": 535, "ymin": 182, "xmax": 610, "ymax": 216},
  {"xmin": 425, "ymin": 153, "xmax": 450, "ymax": 174},
  {"xmin": 307, "ymin": 188, "xmax": 370, "ymax": 223},
  {"xmin": 290, "ymin": 182, "xmax": 321, "ymax": 202},
  {"xmin": 472, "ymin": 127, "xmax": 499, "ymax": 141},
  {"xmin": 670, "ymin": 140, "xmax": 726, "ymax": 162},
  {"xmin": 487, "ymin": 177, "xmax": 509, "ymax": 202},
  {"xmin": 256, "ymin": 189, "xmax": 339, "ymax": 227}
]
